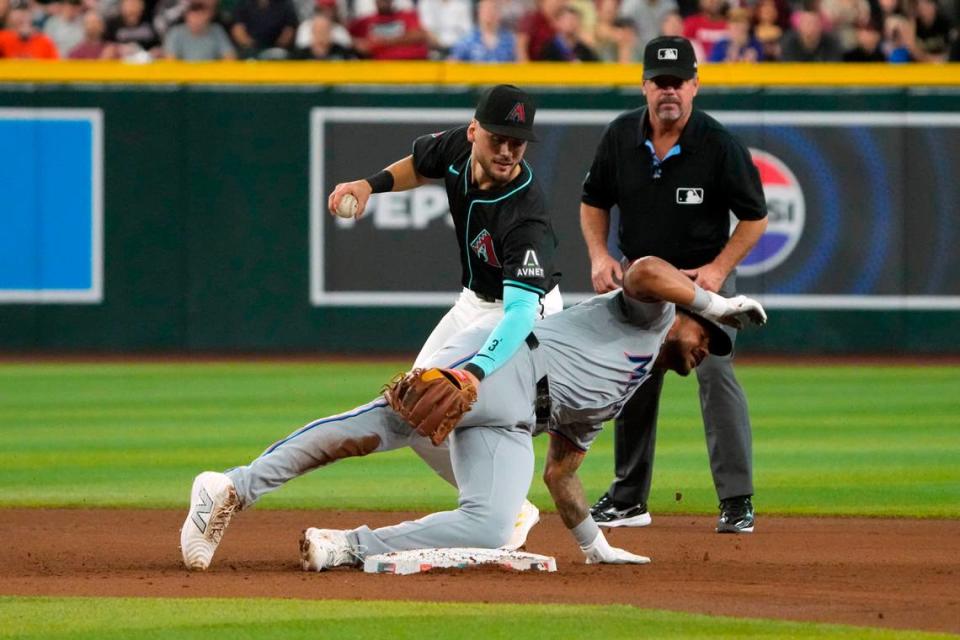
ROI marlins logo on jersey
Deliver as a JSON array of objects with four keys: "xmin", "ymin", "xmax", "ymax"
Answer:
[{"xmin": 516, "ymin": 249, "xmax": 544, "ymax": 278}]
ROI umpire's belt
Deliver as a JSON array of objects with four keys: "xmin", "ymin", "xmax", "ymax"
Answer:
[{"xmin": 525, "ymin": 332, "xmax": 551, "ymax": 425}]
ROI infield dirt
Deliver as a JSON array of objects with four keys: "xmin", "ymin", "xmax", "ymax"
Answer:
[{"xmin": 1, "ymin": 509, "xmax": 957, "ymax": 634}]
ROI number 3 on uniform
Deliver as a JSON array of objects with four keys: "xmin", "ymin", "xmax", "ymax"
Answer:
[{"xmin": 487, "ymin": 339, "xmax": 500, "ymax": 352}]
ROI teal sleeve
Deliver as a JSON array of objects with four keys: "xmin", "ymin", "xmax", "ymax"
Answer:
[{"xmin": 463, "ymin": 284, "xmax": 540, "ymax": 379}]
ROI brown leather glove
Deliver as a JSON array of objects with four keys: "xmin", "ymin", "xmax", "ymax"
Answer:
[{"xmin": 383, "ymin": 368, "xmax": 478, "ymax": 445}]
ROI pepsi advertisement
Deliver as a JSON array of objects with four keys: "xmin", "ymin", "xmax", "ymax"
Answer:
[{"xmin": 311, "ymin": 108, "xmax": 960, "ymax": 309}]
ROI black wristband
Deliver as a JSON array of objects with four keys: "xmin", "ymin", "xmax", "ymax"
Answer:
[
  {"xmin": 462, "ymin": 363, "xmax": 486, "ymax": 382},
  {"xmin": 364, "ymin": 170, "xmax": 394, "ymax": 194}
]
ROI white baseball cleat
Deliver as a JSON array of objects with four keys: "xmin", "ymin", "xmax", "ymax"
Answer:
[
  {"xmin": 299, "ymin": 528, "xmax": 358, "ymax": 571},
  {"xmin": 180, "ymin": 471, "xmax": 239, "ymax": 571},
  {"xmin": 502, "ymin": 499, "xmax": 540, "ymax": 551}
]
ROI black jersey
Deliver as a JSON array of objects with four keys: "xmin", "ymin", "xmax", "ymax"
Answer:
[
  {"xmin": 581, "ymin": 108, "xmax": 767, "ymax": 270},
  {"xmin": 413, "ymin": 125, "xmax": 560, "ymax": 301}
]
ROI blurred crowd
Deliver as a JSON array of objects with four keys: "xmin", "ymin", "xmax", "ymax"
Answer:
[{"xmin": 0, "ymin": 0, "xmax": 956, "ymax": 62}]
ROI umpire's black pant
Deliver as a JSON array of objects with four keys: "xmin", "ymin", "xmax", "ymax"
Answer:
[{"xmin": 606, "ymin": 275, "xmax": 754, "ymax": 507}]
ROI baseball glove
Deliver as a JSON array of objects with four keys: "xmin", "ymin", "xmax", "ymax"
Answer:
[{"xmin": 383, "ymin": 368, "xmax": 478, "ymax": 445}]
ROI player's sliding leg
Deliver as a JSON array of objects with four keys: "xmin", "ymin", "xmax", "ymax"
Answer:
[
  {"xmin": 180, "ymin": 398, "xmax": 409, "ymax": 570},
  {"xmin": 301, "ymin": 425, "xmax": 535, "ymax": 571}
]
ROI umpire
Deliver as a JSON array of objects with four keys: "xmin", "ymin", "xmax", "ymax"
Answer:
[{"xmin": 580, "ymin": 36, "xmax": 768, "ymax": 533}]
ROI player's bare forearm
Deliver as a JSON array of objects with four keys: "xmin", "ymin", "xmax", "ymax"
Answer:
[
  {"xmin": 579, "ymin": 204, "xmax": 612, "ymax": 261},
  {"xmin": 330, "ymin": 156, "xmax": 429, "ymax": 216},
  {"xmin": 384, "ymin": 155, "xmax": 430, "ymax": 190},
  {"xmin": 699, "ymin": 217, "xmax": 768, "ymax": 287},
  {"xmin": 623, "ymin": 256, "xmax": 699, "ymax": 305},
  {"xmin": 543, "ymin": 435, "xmax": 590, "ymax": 529},
  {"xmin": 581, "ymin": 204, "xmax": 622, "ymax": 292}
]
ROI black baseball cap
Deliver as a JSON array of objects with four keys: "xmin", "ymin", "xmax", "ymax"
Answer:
[
  {"xmin": 643, "ymin": 36, "xmax": 698, "ymax": 81},
  {"xmin": 474, "ymin": 84, "xmax": 537, "ymax": 142},
  {"xmin": 678, "ymin": 309, "xmax": 733, "ymax": 357}
]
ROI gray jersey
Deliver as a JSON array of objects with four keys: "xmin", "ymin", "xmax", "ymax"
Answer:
[
  {"xmin": 533, "ymin": 291, "xmax": 674, "ymax": 450},
  {"xmin": 431, "ymin": 290, "xmax": 674, "ymax": 451}
]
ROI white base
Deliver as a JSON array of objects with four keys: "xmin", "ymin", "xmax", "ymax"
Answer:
[{"xmin": 363, "ymin": 548, "xmax": 558, "ymax": 575}]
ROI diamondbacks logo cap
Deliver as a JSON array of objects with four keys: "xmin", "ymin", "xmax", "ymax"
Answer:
[
  {"xmin": 474, "ymin": 84, "xmax": 538, "ymax": 142},
  {"xmin": 643, "ymin": 36, "xmax": 698, "ymax": 81}
]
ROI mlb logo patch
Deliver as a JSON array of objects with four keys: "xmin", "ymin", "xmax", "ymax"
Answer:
[
  {"xmin": 658, "ymin": 48, "xmax": 679, "ymax": 60},
  {"xmin": 676, "ymin": 188, "xmax": 704, "ymax": 204}
]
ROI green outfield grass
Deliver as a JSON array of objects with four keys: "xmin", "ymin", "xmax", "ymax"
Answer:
[
  {"xmin": 0, "ymin": 597, "xmax": 952, "ymax": 640},
  {"xmin": 0, "ymin": 362, "xmax": 958, "ymax": 517}
]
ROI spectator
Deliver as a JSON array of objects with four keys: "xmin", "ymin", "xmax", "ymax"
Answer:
[
  {"xmin": 755, "ymin": 0, "xmax": 790, "ymax": 32},
  {"xmin": 516, "ymin": 0, "xmax": 564, "ymax": 61},
  {"xmin": 882, "ymin": 13, "xmax": 914, "ymax": 61},
  {"xmin": 231, "ymin": 0, "xmax": 299, "ymax": 58},
  {"xmin": 290, "ymin": 0, "xmax": 335, "ymax": 23},
  {"xmin": 842, "ymin": 16, "xmax": 885, "ymax": 59},
  {"xmin": 164, "ymin": 0, "xmax": 235, "ymax": 58},
  {"xmin": 709, "ymin": 7, "xmax": 762, "ymax": 61},
  {"xmin": 351, "ymin": 0, "xmax": 412, "ymax": 20},
  {"xmin": 569, "ymin": 0, "xmax": 597, "ymax": 47},
  {"xmin": 348, "ymin": 0, "xmax": 428, "ymax": 59},
  {"xmin": 753, "ymin": 0, "xmax": 783, "ymax": 59},
  {"xmin": 780, "ymin": 9, "xmax": 843, "ymax": 60},
  {"xmin": 448, "ymin": 0, "xmax": 517, "ymax": 62},
  {"xmin": 618, "ymin": 0, "xmax": 678, "ymax": 58},
  {"xmin": 0, "ymin": 5, "xmax": 58, "ymax": 57},
  {"xmin": 594, "ymin": 0, "xmax": 636, "ymax": 62},
  {"xmin": 68, "ymin": 9, "xmax": 109, "ymax": 56},
  {"xmin": 821, "ymin": 0, "xmax": 866, "ymax": 49},
  {"xmin": 499, "ymin": 0, "xmax": 534, "ymax": 30},
  {"xmin": 913, "ymin": 0, "xmax": 952, "ymax": 60},
  {"xmin": 660, "ymin": 10, "xmax": 705, "ymax": 59},
  {"xmin": 43, "ymin": 0, "xmax": 84, "ymax": 54},
  {"xmin": 295, "ymin": 0, "xmax": 351, "ymax": 50},
  {"xmin": 293, "ymin": 11, "xmax": 355, "ymax": 56},
  {"xmin": 0, "ymin": 0, "xmax": 9, "ymax": 26},
  {"xmin": 417, "ymin": 0, "xmax": 471, "ymax": 56},
  {"xmin": 105, "ymin": 0, "xmax": 160, "ymax": 58},
  {"xmin": 152, "ymin": 0, "xmax": 190, "ymax": 37},
  {"xmin": 541, "ymin": 4, "xmax": 599, "ymax": 59},
  {"xmin": 754, "ymin": 23, "xmax": 782, "ymax": 58},
  {"xmin": 871, "ymin": 0, "xmax": 905, "ymax": 29},
  {"xmin": 683, "ymin": 0, "xmax": 728, "ymax": 59}
]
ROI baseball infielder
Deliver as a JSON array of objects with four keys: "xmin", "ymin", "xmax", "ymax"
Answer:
[
  {"xmin": 328, "ymin": 84, "xmax": 562, "ymax": 549},
  {"xmin": 180, "ymin": 257, "xmax": 766, "ymax": 571}
]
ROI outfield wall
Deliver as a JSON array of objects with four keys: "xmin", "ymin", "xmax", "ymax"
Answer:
[{"xmin": 1, "ymin": 63, "xmax": 958, "ymax": 354}]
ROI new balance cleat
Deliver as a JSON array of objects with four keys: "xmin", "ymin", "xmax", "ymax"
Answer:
[
  {"xmin": 300, "ymin": 528, "xmax": 358, "ymax": 571},
  {"xmin": 180, "ymin": 471, "xmax": 239, "ymax": 570}
]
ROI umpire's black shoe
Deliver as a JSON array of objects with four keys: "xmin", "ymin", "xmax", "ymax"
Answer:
[
  {"xmin": 717, "ymin": 495, "xmax": 754, "ymax": 533},
  {"xmin": 590, "ymin": 493, "xmax": 652, "ymax": 528}
]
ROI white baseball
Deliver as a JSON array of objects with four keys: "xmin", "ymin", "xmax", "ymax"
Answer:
[{"xmin": 335, "ymin": 193, "xmax": 359, "ymax": 219}]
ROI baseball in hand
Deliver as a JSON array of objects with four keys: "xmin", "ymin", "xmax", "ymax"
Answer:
[{"xmin": 335, "ymin": 194, "xmax": 359, "ymax": 219}]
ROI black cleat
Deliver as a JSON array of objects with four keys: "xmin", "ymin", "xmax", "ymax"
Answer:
[
  {"xmin": 590, "ymin": 493, "xmax": 652, "ymax": 528},
  {"xmin": 589, "ymin": 493, "xmax": 614, "ymax": 516},
  {"xmin": 717, "ymin": 495, "xmax": 755, "ymax": 533}
]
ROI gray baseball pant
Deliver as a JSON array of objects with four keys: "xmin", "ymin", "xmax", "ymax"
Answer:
[{"xmin": 226, "ymin": 327, "xmax": 539, "ymax": 558}]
